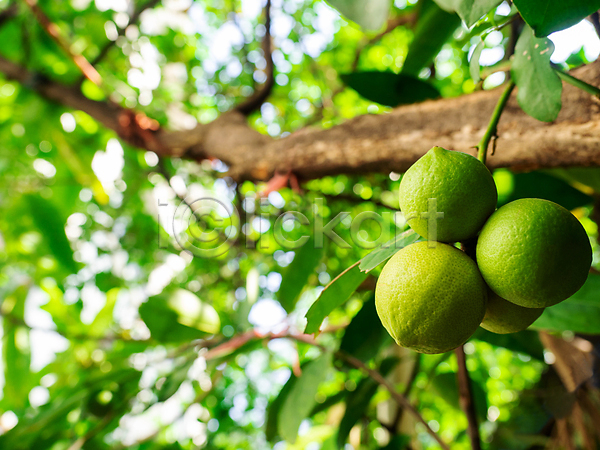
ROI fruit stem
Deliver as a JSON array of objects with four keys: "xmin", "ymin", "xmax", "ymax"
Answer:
[
  {"xmin": 554, "ymin": 68, "xmax": 600, "ymax": 98},
  {"xmin": 477, "ymin": 79, "xmax": 516, "ymax": 165}
]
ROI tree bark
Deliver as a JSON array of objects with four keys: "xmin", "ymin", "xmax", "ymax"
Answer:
[{"xmin": 2, "ymin": 55, "xmax": 600, "ymax": 181}]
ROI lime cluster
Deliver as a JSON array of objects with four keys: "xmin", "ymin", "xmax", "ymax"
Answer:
[{"xmin": 375, "ymin": 146, "xmax": 592, "ymax": 354}]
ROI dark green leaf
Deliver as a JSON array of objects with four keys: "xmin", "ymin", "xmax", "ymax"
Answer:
[
  {"xmin": 359, "ymin": 229, "xmax": 418, "ymax": 273},
  {"xmin": 548, "ymin": 167, "xmax": 600, "ymax": 194},
  {"xmin": 379, "ymin": 435, "xmax": 411, "ymax": 450},
  {"xmin": 511, "ymin": 25, "xmax": 562, "ymax": 122},
  {"xmin": 139, "ymin": 300, "xmax": 208, "ymax": 343},
  {"xmin": 325, "ymin": 0, "xmax": 390, "ymax": 31},
  {"xmin": 402, "ymin": 3, "xmax": 461, "ymax": 75},
  {"xmin": 337, "ymin": 358, "xmax": 398, "ymax": 448},
  {"xmin": 472, "ymin": 328, "xmax": 545, "ymax": 360},
  {"xmin": 430, "ymin": 371, "xmax": 488, "ymax": 421},
  {"xmin": 305, "ymin": 263, "xmax": 368, "ymax": 334},
  {"xmin": 469, "ymin": 40, "xmax": 485, "ymax": 82},
  {"xmin": 533, "ymin": 274, "xmax": 600, "ymax": 333},
  {"xmin": 434, "ymin": 0, "xmax": 503, "ymax": 27},
  {"xmin": 512, "ymin": 0, "xmax": 600, "ymax": 37},
  {"xmin": 24, "ymin": 194, "xmax": 78, "ymax": 273},
  {"xmin": 339, "ymin": 296, "xmax": 392, "ymax": 363},
  {"xmin": 278, "ymin": 354, "xmax": 332, "ymax": 443},
  {"xmin": 3, "ymin": 324, "xmax": 31, "ymax": 410},
  {"xmin": 498, "ymin": 171, "xmax": 593, "ymax": 210},
  {"xmin": 341, "ymin": 71, "xmax": 440, "ymax": 107},
  {"xmin": 278, "ymin": 237, "xmax": 323, "ymax": 312}
]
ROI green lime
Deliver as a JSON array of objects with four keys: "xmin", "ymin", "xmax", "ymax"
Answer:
[
  {"xmin": 476, "ymin": 198, "xmax": 592, "ymax": 308},
  {"xmin": 375, "ymin": 241, "xmax": 487, "ymax": 354},
  {"xmin": 480, "ymin": 290, "xmax": 544, "ymax": 334},
  {"xmin": 398, "ymin": 146, "xmax": 497, "ymax": 243}
]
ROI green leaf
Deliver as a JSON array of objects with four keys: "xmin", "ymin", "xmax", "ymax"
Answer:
[
  {"xmin": 402, "ymin": 3, "xmax": 461, "ymax": 75},
  {"xmin": 338, "ymin": 296, "xmax": 392, "ymax": 363},
  {"xmin": 139, "ymin": 299, "xmax": 210, "ymax": 343},
  {"xmin": 278, "ymin": 354, "xmax": 333, "ymax": 443},
  {"xmin": 24, "ymin": 194, "xmax": 78, "ymax": 273},
  {"xmin": 472, "ymin": 328, "xmax": 545, "ymax": 360},
  {"xmin": 512, "ymin": 0, "xmax": 600, "ymax": 37},
  {"xmin": 305, "ymin": 263, "xmax": 368, "ymax": 334},
  {"xmin": 359, "ymin": 229, "xmax": 418, "ymax": 273},
  {"xmin": 533, "ymin": 274, "xmax": 600, "ymax": 333},
  {"xmin": 167, "ymin": 289, "xmax": 221, "ymax": 334},
  {"xmin": 498, "ymin": 171, "xmax": 593, "ymax": 210},
  {"xmin": 469, "ymin": 40, "xmax": 485, "ymax": 82},
  {"xmin": 279, "ymin": 237, "xmax": 324, "ymax": 312},
  {"xmin": 511, "ymin": 25, "xmax": 562, "ymax": 122},
  {"xmin": 434, "ymin": 0, "xmax": 503, "ymax": 27},
  {"xmin": 336, "ymin": 358, "xmax": 398, "ymax": 448},
  {"xmin": 341, "ymin": 72, "xmax": 440, "ymax": 107},
  {"xmin": 324, "ymin": 0, "xmax": 390, "ymax": 31},
  {"xmin": 2, "ymin": 325, "xmax": 31, "ymax": 411}
]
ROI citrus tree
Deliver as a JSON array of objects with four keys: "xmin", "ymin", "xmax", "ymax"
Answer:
[{"xmin": 1, "ymin": 0, "xmax": 600, "ymax": 449}]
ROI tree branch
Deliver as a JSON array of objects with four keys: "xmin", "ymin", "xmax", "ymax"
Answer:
[
  {"xmin": 23, "ymin": 0, "xmax": 102, "ymax": 85},
  {"xmin": 455, "ymin": 345, "xmax": 481, "ymax": 450},
  {"xmin": 3, "ymin": 52, "xmax": 600, "ymax": 181},
  {"xmin": 235, "ymin": 0, "xmax": 274, "ymax": 116}
]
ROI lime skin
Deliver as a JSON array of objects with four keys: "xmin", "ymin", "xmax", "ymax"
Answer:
[
  {"xmin": 480, "ymin": 290, "xmax": 544, "ymax": 334},
  {"xmin": 375, "ymin": 241, "xmax": 488, "ymax": 354},
  {"xmin": 476, "ymin": 198, "xmax": 592, "ymax": 308},
  {"xmin": 399, "ymin": 146, "xmax": 497, "ymax": 243}
]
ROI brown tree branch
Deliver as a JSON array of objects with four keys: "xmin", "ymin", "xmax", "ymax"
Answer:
[
  {"xmin": 2, "ymin": 53, "xmax": 600, "ymax": 181},
  {"xmin": 455, "ymin": 345, "xmax": 481, "ymax": 450},
  {"xmin": 235, "ymin": 0, "xmax": 274, "ymax": 116},
  {"xmin": 23, "ymin": 0, "xmax": 102, "ymax": 85}
]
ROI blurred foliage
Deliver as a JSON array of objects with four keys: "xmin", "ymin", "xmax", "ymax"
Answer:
[{"xmin": 0, "ymin": 0, "xmax": 599, "ymax": 449}]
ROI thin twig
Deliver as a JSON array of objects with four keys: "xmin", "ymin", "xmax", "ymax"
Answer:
[
  {"xmin": 555, "ymin": 68, "xmax": 600, "ymax": 98},
  {"xmin": 455, "ymin": 345, "xmax": 481, "ymax": 450},
  {"xmin": 336, "ymin": 349, "xmax": 450, "ymax": 450},
  {"xmin": 236, "ymin": 0, "xmax": 274, "ymax": 115},
  {"xmin": 22, "ymin": 0, "xmax": 102, "ymax": 85},
  {"xmin": 89, "ymin": 0, "xmax": 162, "ymax": 68},
  {"xmin": 476, "ymin": 79, "xmax": 515, "ymax": 165}
]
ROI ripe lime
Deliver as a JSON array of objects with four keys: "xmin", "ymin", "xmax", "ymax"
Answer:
[
  {"xmin": 480, "ymin": 290, "xmax": 544, "ymax": 334},
  {"xmin": 375, "ymin": 241, "xmax": 488, "ymax": 354},
  {"xmin": 476, "ymin": 198, "xmax": 592, "ymax": 308},
  {"xmin": 399, "ymin": 146, "xmax": 497, "ymax": 243}
]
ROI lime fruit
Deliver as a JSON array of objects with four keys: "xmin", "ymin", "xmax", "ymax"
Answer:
[
  {"xmin": 399, "ymin": 146, "xmax": 497, "ymax": 243},
  {"xmin": 476, "ymin": 198, "xmax": 592, "ymax": 308},
  {"xmin": 375, "ymin": 241, "xmax": 488, "ymax": 354},
  {"xmin": 480, "ymin": 290, "xmax": 544, "ymax": 334}
]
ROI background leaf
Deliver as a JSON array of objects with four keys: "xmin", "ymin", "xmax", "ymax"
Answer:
[
  {"xmin": 533, "ymin": 274, "xmax": 600, "ymax": 333},
  {"xmin": 434, "ymin": 0, "xmax": 503, "ymax": 27},
  {"xmin": 472, "ymin": 328, "xmax": 545, "ymax": 361},
  {"xmin": 511, "ymin": 25, "xmax": 562, "ymax": 122},
  {"xmin": 277, "ymin": 354, "xmax": 332, "ymax": 443},
  {"xmin": 278, "ymin": 237, "xmax": 323, "ymax": 312},
  {"xmin": 325, "ymin": 0, "xmax": 390, "ymax": 31},
  {"xmin": 402, "ymin": 2, "xmax": 461, "ymax": 75},
  {"xmin": 338, "ymin": 295, "xmax": 392, "ymax": 363},
  {"xmin": 512, "ymin": 0, "xmax": 600, "ymax": 37},
  {"xmin": 305, "ymin": 263, "xmax": 368, "ymax": 334},
  {"xmin": 341, "ymin": 72, "xmax": 440, "ymax": 107}
]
